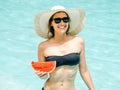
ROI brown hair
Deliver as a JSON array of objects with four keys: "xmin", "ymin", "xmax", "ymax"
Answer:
[{"xmin": 48, "ymin": 11, "xmax": 70, "ymax": 39}]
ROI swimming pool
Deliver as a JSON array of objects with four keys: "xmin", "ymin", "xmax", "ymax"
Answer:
[{"xmin": 0, "ymin": 0, "xmax": 120, "ymax": 90}]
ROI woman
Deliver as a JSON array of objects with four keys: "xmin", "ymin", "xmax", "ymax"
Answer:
[{"xmin": 34, "ymin": 5, "xmax": 95, "ymax": 90}]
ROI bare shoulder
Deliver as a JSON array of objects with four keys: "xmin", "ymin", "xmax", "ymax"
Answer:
[
  {"xmin": 74, "ymin": 36, "xmax": 85, "ymax": 44},
  {"xmin": 38, "ymin": 40, "xmax": 49, "ymax": 50},
  {"xmin": 74, "ymin": 36, "xmax": 85, "ymax": 55}
]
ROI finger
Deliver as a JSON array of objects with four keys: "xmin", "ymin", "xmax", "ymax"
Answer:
[
  {"xmin": 34, "ymin": 70, "xmax": 48, "ymax": 76},
  {"xmin": 38, "ymin": 72, "xmax": 48, "ymax": 77}
]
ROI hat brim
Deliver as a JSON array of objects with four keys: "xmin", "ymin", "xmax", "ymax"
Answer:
[{"xmin": 34, "ymin": 8, "xmax": 86, "ymax": 38}]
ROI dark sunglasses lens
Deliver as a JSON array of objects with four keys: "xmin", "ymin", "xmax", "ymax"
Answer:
[
  {"xmin": 54, "ymin": 18, "xmax": 61, "ymax": 23},
  {"xmin": 63, "ymin": 17, "xmax": 69, "ymax": 23},
  {"xmin": 53, "ymin": 17, "xmax": 70, "ymax": 23}
]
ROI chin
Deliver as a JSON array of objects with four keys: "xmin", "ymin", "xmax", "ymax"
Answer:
[
  {"xmin": 59, "ymin": 28, "xmax": 67, "ymax": 32},
  {"xmin": 60, "ymin": 30, "xmax": 67, "ymax": 34}
]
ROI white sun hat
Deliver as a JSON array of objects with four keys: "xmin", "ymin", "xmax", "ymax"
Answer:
[{"xmin": 34, "ymin": 5, "xmax": 86, "ymax": 39}]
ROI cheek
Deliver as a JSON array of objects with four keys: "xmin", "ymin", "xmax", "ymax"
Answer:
[
  {"xmin": 67, "ymin": 23, "xmax": 69, "ymax": 28},
  {"xmin": 65, "ymin": 23, "xmax": 69, "ymax": 30},
  {"xmin": 52, "ymin": 24, "xmax": 57, "ymax": 30},
  {"xmin": 51, "ymin": 22, "xmax": 56, "ymax": 28}
]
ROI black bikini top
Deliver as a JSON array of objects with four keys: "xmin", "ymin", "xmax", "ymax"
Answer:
[{"xmin": 45, "ymin": 53, "xmax": 80, "ymax": 67}]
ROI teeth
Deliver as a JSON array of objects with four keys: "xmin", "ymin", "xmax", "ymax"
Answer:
[{"xmin": 59, "ymin": 26, "xmax": 65, "ymax": 29}]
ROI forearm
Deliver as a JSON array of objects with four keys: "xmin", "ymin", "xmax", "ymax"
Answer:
[{"xmin": 80, "ymin": 70, "xmax": 95, "ymax": 90}]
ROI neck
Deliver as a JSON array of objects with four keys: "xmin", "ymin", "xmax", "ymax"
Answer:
[{"xmin": 53, "ymin": 34, "xmax": 68, "ymax": 44}]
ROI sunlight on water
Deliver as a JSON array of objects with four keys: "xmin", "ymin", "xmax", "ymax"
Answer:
[{"xmin": 0, "ymin": 0, "xmax": 120, "ymax": 90}]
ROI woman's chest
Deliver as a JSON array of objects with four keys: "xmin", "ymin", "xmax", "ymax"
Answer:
[{"xmin": 44, "ymin": 41, "xmax": 81, "ymax": 57}]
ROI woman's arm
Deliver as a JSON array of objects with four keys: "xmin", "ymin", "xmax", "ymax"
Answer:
[
  {"xmin": 35, "ymin": 42, "xmax": 48, "ymax": 79},
  {"xmin": 79, "ymin": 38, "xmax": 95, "ymax": 90},
  {"xmin": 38, "ymin": 42, "xmax": 46, "ymax": 62}
]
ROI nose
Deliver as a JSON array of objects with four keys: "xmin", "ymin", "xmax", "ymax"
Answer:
[{"xmin": 59, "ymin": 20, "xmax": 65, "ymax": 24}]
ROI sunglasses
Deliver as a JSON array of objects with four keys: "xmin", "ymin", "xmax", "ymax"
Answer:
[{"xmin": 53, "ymin": 17, "xmax": 70, "ymax": 24}]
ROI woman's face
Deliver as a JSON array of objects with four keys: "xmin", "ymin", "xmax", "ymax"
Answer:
[{"xmin": 51, "ymin": 12, "xmax": 69, "ymax": 35}]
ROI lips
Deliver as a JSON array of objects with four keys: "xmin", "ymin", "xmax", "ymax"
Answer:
[
  {"xmin": 58, "ymin": 26, "xmax": 65, "ymax": 29},
  {"xmin": 58, "ymin": 25, "xmax": 67, "ymax": 29}
]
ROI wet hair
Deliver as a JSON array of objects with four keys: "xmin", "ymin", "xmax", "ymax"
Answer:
[{"xmin": 48, "ymin": 11, "xmax": 70, "ymax": 39}]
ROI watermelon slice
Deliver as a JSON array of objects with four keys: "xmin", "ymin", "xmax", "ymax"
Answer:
[{"xmin": 31, "ymin": 61, "xmax": 56, "ymax": 73}]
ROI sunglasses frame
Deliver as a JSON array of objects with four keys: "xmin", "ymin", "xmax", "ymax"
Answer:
[{"xmin": 53, "ymin": 17, "xmax": 70, "ymax": 24}]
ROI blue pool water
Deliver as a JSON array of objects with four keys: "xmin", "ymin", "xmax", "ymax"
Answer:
[{"xmin": 0, "ymin": 0, "xmax": 120, "ymax": 90}]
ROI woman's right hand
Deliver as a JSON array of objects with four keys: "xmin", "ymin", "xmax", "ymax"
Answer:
[{"xmin": 35, "ymin": 70, "xmax": 48, "ymax": 79}]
